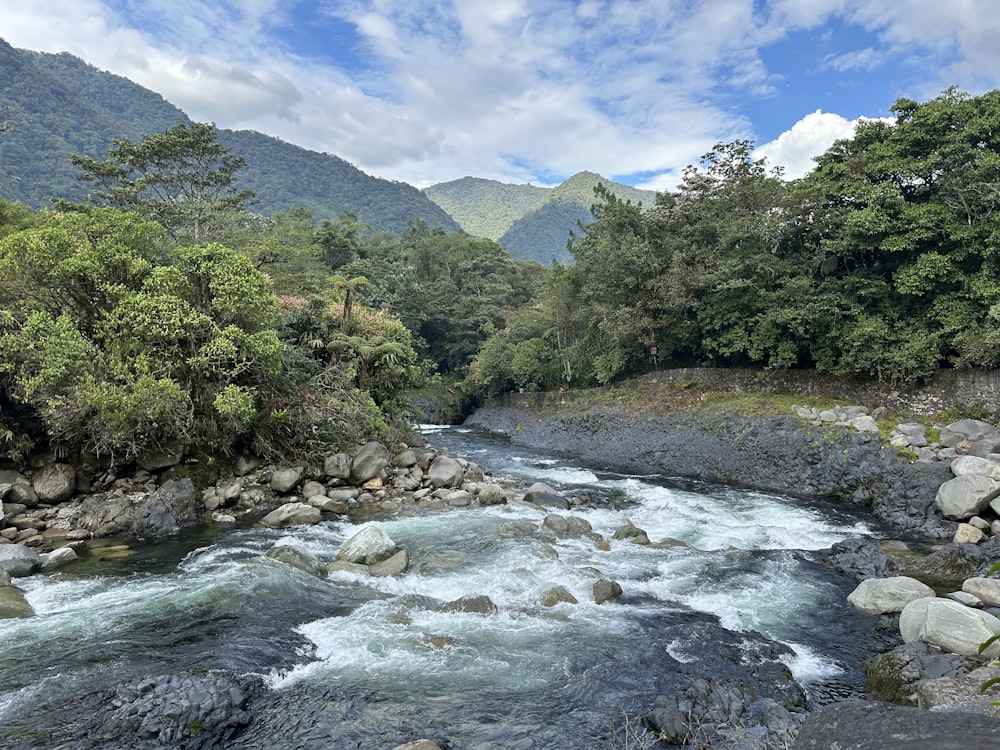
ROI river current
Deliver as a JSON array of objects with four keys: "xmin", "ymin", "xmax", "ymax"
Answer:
[{"xmin": 0, "ymin": 426, "xmax": 884, "ymax": 748}]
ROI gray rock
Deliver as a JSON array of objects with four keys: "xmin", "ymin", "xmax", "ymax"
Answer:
[
  {"xmin": 370, "ymin": 549, "xmax": 409, "ymax": 577},
  {"xmin": 265, "ymin": 544, "xmax": 325, "ymax": 576},
  {"xmin": 478, "ymin": 483, "xmax": 507, "ymax": 506},
  {"xmin": 935, "ymin": 474, "xmax": 1000, "ymax": 520},
  {"xmin": 791, "ymin": 700, "xmax": 1000, "ymax": 750},
  {"xmin": 308, "ymin": 495, "xmax": 348, "ymax": 513},
  {"xmin": 40, "ymin": 546, "xmax": 78, "ymax": 569},
  {"xmin": 323, "ymin": 452, "xmax": 351, "ymax": 479},
  {"xmin": 899, "ymin": 597, "xmax": 1000, "ymax": 657},
  {"xmin": 442, "ymin": 594, "xmax": 498, "ymax": 616},
  {"xmin": 131, "ymin": 479, "xmax": 197, "ymax": 538},
  {"xmin": 427, "ymin": 455, "xmax": 464, "ymax": 489},
  {"xmin": 865, "ymin": 642, "xmax": 975, "ymax": 706},
  {"xmin": 31, "ymin": 463, "xmax": 76, "ymax": 502},
  {"xmin": 259, "ymin": 502, "xmax": 322, "ymax": 528},
  {"xmin": 391, "ymin": 449, "xmax": 419, "ymax": 468},
  {"xmin": 539, "ymin": 585, "xmax": 577, "ymax": 606},
  {"xmin": 917, "ymin": 664, "xmax": 1000, "ymax": 714},
  {"xmin": 335, "ymin": 524, "xmax": 397, "ymax": 565},
  {"xmin": 962, "ymin": 577, "xmax": 1000, "ymax": 607},
  {"xmin": 0, "ymin": 544, "xmax": 43, "ymax": 577},
  {"xmin": 941, "ymin": 419, "xmax": 999, "ymax": 445},
  {"xmin": 849, "ymin": 415, "xmax": 879, "ymax": 433},
  {"xmin": 593, "ymin": 579, "xmax": 623, "ymax": 604},
  {"xmin": 824, "ymin": 536, "xmax": 892, "ymax": 581},
  {"xmin": 446, "ymin": 489, "xmax": 471, "ymax": 507},
  {"xmin": 270, "ymin": 466, "xmax": 303, "ymax": 494},
  {"xmin": 137, "ymin": 448, "xmax": 183, "ymax": 471},
  {"xmin": 951, "ymin": 455, "xmax": 1000, "ymax": 481},
  {"xmin": 954, "ymin": 522, "xmax": 984, "ymax": 544},
  {"xmin": 325, "ymin": 560, "xmax": 371, "ymax": 576},
  {"xmin": 846, "ymin": 576, "xmax": 935, "ymax": 615},
  {"xmin": 391, "ymin": 740, "xmax": 443, "ymax": 750},
  {"xmin": 0, "ymin": 584, "xmax": 34, "ymax": 618},
  {"xmin": 234, "ymin": 454, "xmax": 261, "ymax": 476},
  {"xmin": 350, "ymin": 441, "xmax": 390, "ymax": 484},
  {"xmin": 301, "ymin": 480, "xmax": 327, "ymax": 499},
  {"xmin": 522, "ymin": 482, "xmax": 569, "ymax": 510}
]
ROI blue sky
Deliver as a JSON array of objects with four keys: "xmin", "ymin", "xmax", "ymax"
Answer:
[{"xmin": 4, "ymin": 1, "xmax": 1000, "ymax": 190}]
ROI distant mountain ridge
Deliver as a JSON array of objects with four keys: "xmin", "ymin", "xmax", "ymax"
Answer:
[
  {"xmin": 0, "ymin": 38, "xmax": 458, "ymax": 235},
  {"xmin": 425, "ymin": 170, "xmax": 657, "ymax": 265}
]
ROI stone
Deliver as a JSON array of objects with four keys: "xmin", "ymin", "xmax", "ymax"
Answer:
[
  {"xmin": 265, "ymin": 544, "xmax": 325, "ymax": 576},
  {"xmin": 962, "ymin": 577, "xmax": 1000, "ymax": 607},
  {"xmin": 40, "ymin": 546, "xmax": 78, "ymax": 569},
  {"xmin": 849, "ymin": 415, "xmax": 879, "ymax": 433},
  {"xmin": 540, "ymin": 585, "xmax": 578, "ymax": 606},
  {"xmin": 478, "ymin": 483, "xmax": 507, "ymax": 506},
  {"xmin": 335, "ymin": 524, "xmax": 397, "ymax": 565},
  {"xmin": 846, "ymin": 576, "xmax": 936, "ymax": 615},
  {"xmin": 941, "ymin": 419, "xmax": 999, "ymax": 445},
  {"xmin": 136, "ymin": 449, "xmax": 183, "ymax": 471},
  {"xmin": 391, "ymin": 741, "xmax": 442, "ymax": 750},
  {"xmin": 899, "ymin": 597, "xmax": 1000, "ymax": 657},
  {"xmin": 31, "ymin": 463, "xmax": 77, "ymax": 502},
  {"xmin": 258, "ymin": 502, "xmax": 322, "ymax": 528},
  {"xmin": 916, "ymin": 664, "xmax": 1000, "ymax": 714},
  {"xmin": 935, "ymin": 474, "xmax": 1000, "ymax": 520},
  {"xmin": 446, "ymin": 490, "xmax": 471, "ymax": 507},
  {"xmin": 0, "ymin": 544, "xmax": 43, "ymax": 577},
  {"xmin": 443, "ymin": 594, "xmax": 498, "ymax": 616},
  {"xmin": 270, "ymin": 467, "xmax": 303, "ymax": 494},
  {"xmin": 308, "ymin": 496, "xmax": 348, "ymax": 513},
  {"xmin": 323, "ymin": 452, "xmax": 352, "ymax": 479},
  {"xmin": 954, "ymin": 522, "xmax": 984, "ymax": 544},
  {"xmin": 325, "ymin": 560, "xmax": 371, "ymax": 576},
  {"xmin": 234, "ymin": 454, "xmax": 260, "ymax": 476},
  {"xmin": 945, "ymin": 590, "xmax": 983, "ymax": 607},
  {"xmin": 301, "ymin": 480, "xmax": 327, "ymax": 500},
  {"xmin": 522, "ymin": 482, "xmax": 570, "ymax": 510},
  {"xmin": 370, "ymin": 550, "xmax": 409, "ymax": 577},
  {"xmin": 350, "ymin": 441, "xmax": 391, "ymax": 484},
  {"xmin": 593, "ymin": 579, "xmax": 623, "ymax": 604},
  {"xmin": 131, "ymin": 479, "xmax": 197, "ymax": 538},
  {"xmin": 427, "ymin": 455, "xmax": 464, "ymax": 489},
  {"xmin": 792, "ymin": 700, "xmax": 1000, "ymax": 750},
  {"xmin": 0, "ymin": 584, "xmax": 34, "ymax": 618},
  {"xmin": 864, "ymin": 642, "xmax": 975, "ymax": 706},
  {"xmin": 951, "ymin": 455, "xmax": 1000, "ymax": 481},
  {"xmin": 391, "ymin": 449, "xmax": 419, "ymax": 468}
]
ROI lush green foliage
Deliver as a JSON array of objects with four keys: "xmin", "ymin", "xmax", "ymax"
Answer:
[
  {"xmin": 468, "ymin": 89, "xmax": 1000, "ymax": 395},
  {"xmin": 424, "ymin": 177, "xmax": 549, "ymax": 240}
]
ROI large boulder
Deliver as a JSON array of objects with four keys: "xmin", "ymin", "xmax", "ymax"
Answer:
[
  {"xmin": 131, "ymin": 479, "xmax": 197, "ymax": 538},
  {"xmin": 426, "ymin": 455, "xmax": 464, "ymax": 489},
  {"xmin": 823, "ymin": 536, "xmax": 893, "ymax": 581},
  {"xmin": 951, "ymin": 455, "xmax": 1000, "ymax": 481},
  {"xmin": 269, "ymin": 467, "xmax": 303, "ymax": 494},
  {"xmin": 350, "ymin": 442, "xmax": 390, "ymax": 484},
  {"xmin": 370, "ymin": 549, "xmax": 409, "ymax": 577},
  {"xmin": 962, "ymin": 577, "xmax": 1000, "ymax": 607},
  {"xmin": 846, "ymin": 576, "xmax": 935, "ymax": 615},
  {"xmin": 478, "ymin": 483, "xmax": 507, "ymax": 506},
  {"xmin": 323, "ymin": 452, "xmax": 351, "ymax": 480},
  {"xmin": 0, "ymin": 584, "xmax": 34, "ymax": 618},
  {"xmin": 31, "ymin": 463, "xmax": 77, "ymax": 502},
  {"xmin": 865, "ymin": 641, "xmax": 975, "ymax": 705},
  {"xmin": 522, "ymin": 482, "xmax": 570, "ymax": 510},
  {"xmin": 0, "ymin": 544, "xmax": 43, "ymax": 577},
  {"xmin": 259, "ymin": 502, "xmax": 322, "ymax": 528},
  {"xmin": 899, "ymin": 597, "xmax": 1000, "ymax": 657},
  {"xmin": 335, "ymin": 524, "xmax": 398, "ymax": 565},
  {"xmin": 935, "ymin": 474, "xmax": 1000, "ymax": 520}
]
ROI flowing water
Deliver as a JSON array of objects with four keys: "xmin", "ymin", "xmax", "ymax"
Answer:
[{"xmin": 0, "ymin": 426, "xmax": 885, "ymax": 748}]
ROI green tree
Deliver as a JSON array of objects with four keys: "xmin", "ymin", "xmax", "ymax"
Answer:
[{"xmin": 68, "ymin": 121, "xmax": 256, "ymax": 243}]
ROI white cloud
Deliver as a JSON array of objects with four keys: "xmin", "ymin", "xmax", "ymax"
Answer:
[{"xmin": 754, "ymin": 110, "xmax": 894, "ymax": 179}]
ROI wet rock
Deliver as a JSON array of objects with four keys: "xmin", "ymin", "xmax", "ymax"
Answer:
[
  {"xmin": 592, "ymin": 579, "xmax": 622, "ymax": 604},
  {"xmin": 791, "ymin": 700, "xmax": 1000, "ymax": 750},
  {"xmin": 336, "ymin": 524, "xmax": 398, "ymax": 565},
  {"xmin": 131, "ymin": 479, "xmax": 197, "ymax": 538},
  {"xmin": 522, "ymin": 482, "xmax": 569, "ymax": 509},
  {"xmin": 265, "ymin": 544, "xmax": 325, "ymax": 576},
  {"xmin": 443, "ymin": 594, "xmax": 498, "ymax": 616},
  {"xmin": 40, "ymin": 546, "xmax": 78, "ymax": 569},
  {"xmin": 259, "ymin": 502, "xmax": 322, "ymax": 528},
  {"xmin": 0, "ymin": 544, "xmax": 42, "ymax": 577},
  {"xmin": 539, "ymin": 585, "xmax": 577, "ymax": 606},
  {"xmin": 392, "ymin": 739, "xmax": 443, "ymax": 750},
  {"xmin": 894, "ymin": 542, "xmax": 993, "ymax": 589},
  {"xmin": 0, "ymin": 584, "xmax": 33, "ymax": 618},
  {"xmin": 370, "ymin": 549, "xmax": 409, "ymax": 577},
  {"xmin": 478, "ymin": 483, "xmax": 507, "ymax": 506}
]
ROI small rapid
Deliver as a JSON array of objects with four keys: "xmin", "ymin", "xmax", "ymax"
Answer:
[{"xmin": 0, "ymin": 426, "xmax": 882, "ymax": 748}]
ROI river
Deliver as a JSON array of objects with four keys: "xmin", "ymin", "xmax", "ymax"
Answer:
[{"xmin": 0, "ymin": 425, "xmax": 885, "ymax": 749}]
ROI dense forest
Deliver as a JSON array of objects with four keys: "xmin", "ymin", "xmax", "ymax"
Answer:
[{"xmin": 2, "ymin": 87, "xmax": 999, "ymax": 468}]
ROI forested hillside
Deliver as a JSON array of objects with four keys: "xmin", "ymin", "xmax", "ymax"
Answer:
[
  {"xmin": 0, "ymin": 39, "xmax": 458, "ymax": 234},
  {"xmin": 426, "ymin": 170, "xmax": 656, "ymax": 265}
]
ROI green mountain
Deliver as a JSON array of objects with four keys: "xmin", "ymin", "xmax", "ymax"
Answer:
[
  {"xmin": 0, "ymin": 38, "xmax": 458, "ymax": 235},
  {"xmin": 426, "ymin": 170, "xmax": 657, "ymax": 265}
]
